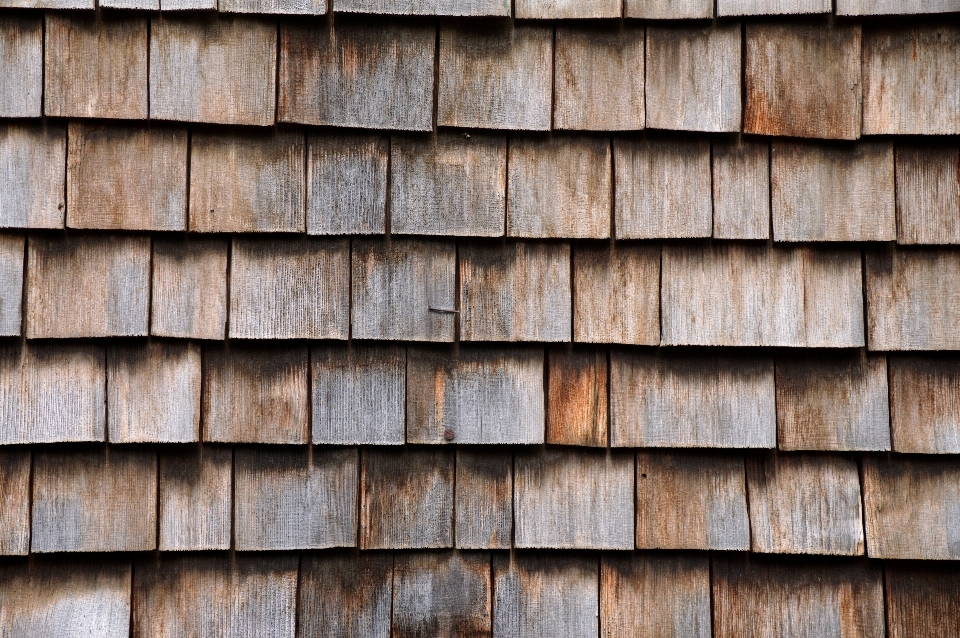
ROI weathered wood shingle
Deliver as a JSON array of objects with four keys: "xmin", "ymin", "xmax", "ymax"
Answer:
[
  {"xmin": 547, "ymin": 348, "xmax": 608, "ymax": 447},
  {"xmin": 838, "ymin": 0, "xmax": 960, "ymax": 13},
  {"xmin": 517, "ymin": 0, "xmax": 619, "ymax": 17},
  {"xmin": 889, "ymin": 356, "xmax": 960, "ymax": 454},
  {"xmin": 719, "ymin": 0, "xmax": 829, "ymax": 14},
  {"xmin": 299, "ymin": 552, "xmax": 393, "ymax": 638},
  {"xmin": 307, "ymin": 133, "xmax": 388, "ymax": 235},
  {"xmin": 158, "ymin": 446, "xmax": 232, "ymax": 551},
  {"xmin": 221, "ymin": 0, "xmax": 323, "ymax": 14},
  {"xmin": 713, "ymin": 138, "xmax": 771, "ymax": 239},
  {"xmin": 0, "ymin": 123, "xmax": 66, "ymax": 229},
  {"xmin": 0, "ymin": 16, "xmax": 41, "ymax": 117},
  {"xmin": 886, "ymin": 565, "xmax": 960, "ymax": 638},
  {"xmin": 896, "ymin": 144, "xmax": 960, "ymax": 245},
  {"xmin": 0, "ymin": 232, "xmax": 23, "ymax": 336},
  {"xmin": 0, "ymin": 449, "xmax": 29, "ymax": 555},
  {"xmin": 625, "ymin": 0, "xmax": 712, "ymax": 18},
  {"xmin": 334, "ymin": 0, "xmax": 507, "ymax": 15},
  {"xmin": 455, "ymin": 449, "xmax": 513, "ymax": 549},
  {"xmin": 151, "ymin": 237, "xmax": 228, "ymax": 340}
]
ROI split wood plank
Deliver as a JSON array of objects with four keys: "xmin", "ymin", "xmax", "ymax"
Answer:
[
  {"xmin": 896, "ymin": 144, "xmax": 960, "ymax": 245},
  {"xmin": 351, "ymin": 239, "xmax": 456, "ymax": 342},
  {"xmin": 230, "ymin": 238, "xmax": 349, "ymax": 340},
  {"xmin": 636, "ymin": 451, "xmax": 750, "ymax": 550},
  {"xmin": 614, "ymin": 137, "xmax": 712, "ymax": 239},
  {"xmin": 438, "ymin": 22, "xmax": 552, "ymax": 131},
  {"xmin": 151, "ymin": 237, "xmax": 228, "ymax": 340},
  {"xmin": 67, "ymin": 123, "xmax": 187, "ymax": 231},
  {"xmin": 601, "ymin": 554, "xmax": 711, "ymax": 638},
  {"xmin": 235, "ymin": 447, "xmax": 358, "ymax": 550},
  {"xmin": 150, "ymin": 15, "xmax": 277, "ymax": 126},
  {"xmin": 360, "ymin": 447, "xmax": 454, "ymax": 549},
  {"xmin": 625, "ymin": 0, "xmax": 712, "ymax": 18},
  {"xmin": 26, "ymin": 233, "xmax": 150, "ymax": 339},
  {"xmin": 0, "ymin": 123, "xmax": 66, "ymax": 229},
  {"xmin": 334, "ymin": 0, "xmax": 507, "ymax": 14},
  {"xmin": 455, "ymin": 449, "xmax": 513, "ymax": 549},
  {"xmin": 745, "ymin": 22, "xmax": 862, "ymax": 140},
  {"xmin": 0, "ymin": 16, "xmax": 41, "ymax": 117},
  {"xmin": 108, "ymin": 342, "xmax": 201, "ymax": 443},
  {"xmin": 646, "ymin": 23, "xmax": 741, "ymax": 133},
  {"xmin": 713, "ymin": 138, "xmax": 770, "ymax": 239},
  {"xmin": 280, "ymin": 20, "xmax": 433, "ymax": 130},
  {"xmin": 203, "ymin": 344, "xmax": 309, "ymax": 444},
  {"xmin": 554, "ymin": 24, "xmax": 645, "ymax": 131},
  {"xmin": 406, "ymin": 346, "xmax": 545, "ymax": 445},
  {"xmin": 32, "ymin": 449, "xmax": 157, "ymax": 553},
  {"xmin": 839, "ymin": 0, "xmax": 960, "ymax": 14},
  {"xmin": 307, "ymin": 133, "xmax": 387, "ymax": 235},
  {"xmin": 611, "ymin": 351, "xmax": 776, "ymax": 448},
  {"xmin": 460, "ymin": 241, "xmax": 571, "ymax": 342},
  {"xmin": 547, "ymin": 348, "xmax": 607, "ymax": 447},
  {"xmin": 299, "ymin": 552, "xmax": 393, "ymax": 638},
  {"xmin": 158, "ymin": 446, "xmax": 232, "ymax": 551},
  {"xmin": 719, "ymin": 0, "xmax": 829, "ymax": 14},
  {"xmin": 889, "ymin": 356, "xmax": 960, "ymax": 454},
  {"xmin": 886, "ymin": 564, "xmax": 960, "ymax": 638},
  {"xmin": 0, "ymin": 450, "xmax": 29, "ymax": 555},
  {"xmin": 44, "ymin": 12, "xmax": 148, "ymax": 120},
  {"xmin": 515, "ymin": 448, "xmax": 634, "ymax": 549},
  {"xmin": 391, "ymin": 133, "xmax": 506, "ymax": 237},
  {"xmin": 0, "ymin": 232, "xmax": 23, "ymax": 336},
  {"xmin": 221, "ymin": 0, "xmax": 322, "ymax": 14},
  {"xmin": 776, "ymin": 352, "xmax": 891, "ymax": 451}
]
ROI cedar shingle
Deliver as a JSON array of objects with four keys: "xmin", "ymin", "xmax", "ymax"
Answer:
[
  {"xmin": 334, "ymin": 0, "xmax": 507, "ymax": 14},
  {"xmin": 0, "ymin": 123, "xmax": 66, "ymax": 229},
  {"xmin": 455, "ymin": 449, "xmax": 513, "ymax": 549},
  {"xmin": 221, "ymin": 0, "xmax": 323, "ymax": 13},
  {"xmin": 625, "ymin": 0, "xmax": 712, "ymax": 18},
  {"xmin": 517, "ymin": 0, "xmax": 619, "ymax": 17},
  {"xmin": 712, "ymin": 138, "xmax": 770, "ymax": 239},
  {"xmin": 886, "ymin": 565, "xmax": 960, "ymax": 638},
  {"xmin": 719, "ymin": 0, "xmax": 829, "ymax": 14},
  {"xmin": 896, "ymin": 144, "xmax": 960, "ymax": 245},
  {"xmin": 158, "ymin": 446, "xmax": 232, "ymax": 551},
  {"xmin": 151, "ymin": 237, "xmax": 229, "ymax": 340},
  {"xmin": 889, "ymin": 356, "xmax": 960, "ymax": 453},
  {"xmin": 0, "ymin": 16, "xmax": 41, "ymax": 117},
  {"xmin": 839, "ymin": 0, "xmax": 960, "ymax": 13},
  {"xmin": 0, "ymin": 232, "xmax": 23, "ymax": 336},
  {"xmin": 299, "ymin": 552, "xmax": 393, "ymax": 638},
  {"xmin": 0, "ymin": 450, "xmax": 29, "ymax": 555},
  {"xmin": 307, "ymin": 133, "xmax": 388, "ymax": 235},
  {"xmin": 547, "ymin": 348, "xmax": 608, "ymax": 447}
]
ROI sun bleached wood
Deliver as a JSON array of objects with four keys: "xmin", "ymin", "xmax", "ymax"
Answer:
[
  {"xmin": 547, "ymin": 348, "xmax": 607, "ymax": 447},
  {"xmin": 0, "ymin": 16, "xmax": 41, "ymax": 117},
  {"xmin": 455, "ymin": 449, "xmax": 513, "ymax": 549},
  {"xmin": 307, "ymin": 133, "xmax": 387, "ymax": 235},
  {"xmin": 151, "ymin": 237, "xmax": 228, "ymax": 340},
  {"xmin": 886, "ymin": 564, "xmax": 960, "ymax": 638},
  {"xmin": 719, "ymin": 0, "xmax": 829, "ymax": 13},
  {"xmin": 0, "ymin": 232, "xmax": 23, "ymax": 336},
  {"xmin": 625, "ymin": 0, "xmax": 712, "ymax": 17},
  {"xmin": 299, "ymin": 552, "xmax": 393, "ymax": 638},
  {"xmin": 0, "ymin": 123, "xmax": 66, "ymax": 229},
  {"xmin": 335, "ymin": 0, "xmax": 506, "ymax": 12},
  {"xmin": 518, "ymin": 0, "xmax": 618, "ymax": 16},
  {"xmin": 839, "ymin": 0, "xmax": 960, "ymax": 13},
  {"xmin": 713, "ymin": 138, "xmax": 770, "ymax": 239},
  {"xmin": 161, "ymin": 0, "xmax": 216, "ymax": 9},
  {"xmin": 221, "ymin": 0, "xmax": 322, "ymax": 13},
  {"xmin": 438, "ymin": 22, "xmax": 552, "ymax": 131},
  {"xmin": 0, "ymin": 450, "xmax": 29, "ymax": 555},
  {"xmin": 889, "ymin": 356, "xmax": 960, "ymax": 454},
  {"xmin": 896, "ymin": 144, "xmax": 960, "ymax": 244},
  {"xmin": 460, "ymin": 241, "xmax": 571, "ymax": 342},
  {"xmin": 159, "ymin": 446, "xmax": 232, "ymax": 551}
]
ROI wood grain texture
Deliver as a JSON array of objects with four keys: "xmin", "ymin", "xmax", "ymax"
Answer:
[
  {"xmin": 391, "ymin": 133, "xmax": 506, "ymax": 236},
  {"xmin": 406, "ymin": 346, "xmax": 545, "ymax": 444},
  {"xmin": 307, "ymin": 133, "xmax": 387, "ymax": 235},
  {"xmin": 517, "ymin": 0, "xmax": 618, "ymax": 17},
  {"xmin": 662, "ymin": 243, "xmax": 864, "ymax": 347},
  {"xmin": 438, "ymin": 22, "xmax": 552, "ymax": 131},
  {"xmin": 776, "ymin": 352, "xmax": 891, "ymax": 451},
  {"xmin": 26, "ymin": 233, "xmax": 151, "ymax": 339},
  {"xmin": 0, "ymin": 343, "xmax": 105, "ymax": 444},
  {"xmin": 712, "ymin": 138, "xmax": 770, "ymax": 239},
  {"xmin": 393, "ymin": 552, "xmax": 491, "ymax": 638},
  {"xmin": 0, "ymin": 450, "xmax": 29, "ymax": 555},
  {"xmin": 221, "ymin": 0, "xmax": 322, "ymax": 14},
  {"xmin": 0, "ymin": 16, "xmax": 41, "ymax": 117},
  {"xmin": 159, "ymin": 446, "xmax": 232, "ymax": 551},
  {"xmin": 32, "ymin": 449, "xmax": 156, "ymax": 553},
  {"xmin": 335, "ymin": 0, "xmax": 507, "ymax": 13},
  {"xmin": 839, "ymin": 0, "xmax": 960, "ymax": 14},
  {"xmin": 646, "ymin": 23, "xmax": 741, "ymax": 132},
  {"xmin": 611, "ymin": 352, "xmax": 776, "ymax": 448},
  {"xmin": 203, "ymin": 345, "xmax": 309, "ymax": 444},
  {"xmin": 67, "ymin": 123, "xmax": 187, "ymax": 231},
  {"xmin": 745, "ymin": 22, "xmax": 862, "ymax": 140},
  {"xmin": 360, "ymin": 447, "xmax": 454, "ymax": 549},
  {"xmin": 161, "ymin": 0, "xmax": 215, "ymax": 9},
  {"xmin": 636, "ymin": 451, "xmax": 749, "ymax": 550},
  {"xmin": 614, "ymin": 138, "xmax": 712, "ymax": 239},
  {"xmin": 866, "ymin": 247, "xmax": 960, "ymax": 351},
  {"xmin": 299, "ymin": 552, "xmax": 393, "ymax": 638},
  {"xmin": 554, "ymin": 25, "xmax": 644, "ymax": 131},
  {"xmin": 101, "ymin": 0, "xmax": 156, "ymax": 9},
  {"xmin": 889, "ymin": 356, "xmax": 960, "ymax": 454},
  {"xmin": 573, "ymin": 243, "xmax": 660, "ymax": 345},
  {"xmin": 455, "ymin": 449, "xmax": 513, "ymax": 549},
  {"xmin": 235, "ymin": 447, "xmax": 358, "ymax": 550},
  {"xmin": 719, "ymin": 0, "xmax": 829, "ymax": 14},
  {"xmin": 460, "ymin": 241, "xmax": 571, "ymax": 342},
  {"xmin": 230, "ymin": 238, "xmax": 349, "ymax": 340},
  {"xmin": 280, "ymin": 20, "xmax": 433, "ymax": 129},
  {"xmin": 351, "ymin": 239, "xmax": 456, "ymax": 342},
  {"xmin": 515, "ymin": 448, "xmax": 634, "ymax": 549},
  {"xmin": 151, "ymin": 237, "xmax": 228, "ymax": 340},
  {"xmin": 625, "ymin": 0, "xmax": 712, "ymax": 17},
  {"xmin": 0, "ymin": 232, "xmax": 23, "ymax": 336},
  {"xmin": 547, "ymin": 348, "xmax": 607, "ymax": 447},
  {"xmin": 896, "ymin": 144, "xmax": 960, "ymax": 244},
  {"xmin": 150, "ymin": 15, "xmax": 277, "ymax": 126},
  {"xmin": 886, "ymin": 564, "xmax": 960, "ymax": 638},
  {"xmin": 0, "ymin": 123, "xmax": 66, "ymax": 229},
  {"xmin": 601, "ymin": 554, "xmax": 711, "ymax": 638}
]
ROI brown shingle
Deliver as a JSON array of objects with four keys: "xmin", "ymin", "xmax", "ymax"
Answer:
[
  {"xmin": 0, "ymin": 449, "xmax": 29, "ymax": 555},
  {"xmin": 0, "ymin": 15, "xmax": 41, "ymax": 117},
  {"xmin": 150, "ymin": 237, "xmax": 228, "ymax": 341},
  {"xmin": 0, "ymin": 232, "xmax": 23, "ymax": 336},
  {"xmin": 889, "ymin": 356, "xmax": 960, "ymax": 453},
  {"xmin": 547, "ymin": 348, "xmax": 608, "ymax": 447},
  {"xmin": 299, "ymin": 552, "xmax": 393, "ymax": 638},
  {"xmin": 0, "ymin": 123, "xmax": 66, "ymax": 229}
]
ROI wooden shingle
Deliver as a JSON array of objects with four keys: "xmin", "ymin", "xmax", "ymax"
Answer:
[
  {"xmin": 0, "ymin": 123, "xmax": 66, "ymax": 229},
  {"xmin": 160, "ymin": 0, "xmax": 213, "ymax": 9},
  {"xmin": 438, "ymin": 22, "xmax": 552, "ymax": 131},
  {"xmin": 838, "ymin": 0, "xmax": 960, "ymax": 14},
  {"xmin": 0, "ymin": 16, "xmax": 41, "ymax": 117},
  {"xmin": 460, "ymin": 241, "xmax": 571, "ymax": 342},
  {"xmin": 151, "ymin": 237, "xmax": 228, "ymax": 340},
  {"xmin": 517, "ymin": 0, "xmax": 619, "ymax": 17},
  {"xmin": 713, "ymin": 138, "xmax": 770, "ymax": 239},
  {"xmin": 0, "ymin": 232, "xmax": 23, "ymax": 336},
  {"xmin": 221, "ymin": 0, "xmax": 323, "ymax": 13},
  {"xmin": 625, "ymin": 0, "xmax": 712, "ymax": 18},
  {"xmin": 889, "ymin": 356, "xmax": 960, "ymax": 454},
  {"xmin": 719, "ymin": 0, "xmax": 829, "ymax": 14},
  {"xmin": 158, "ymin": 446, "xmax": 232, "ymax": 551},
  {"xmin": 307, "ymin": 133, "xmax": 387, "ymax": 235},
  {"xmin": 299, "ymin": 552, "xmax": 393, "ymax": 638},
  {"xmin": 886, "ymin": 565, "xmax": 960, "ymax": 638},
  {"xmin": 547, "ymin": 348, "xmax": 608, "ymax": 447},
  {"xmin": 0, "ymin": 450, "xmax": 29, "ymax": 555},
  {"xmin": 334, "ymin": 0, "xmax": 507, "ymax": 14},
  {"xmin": 455, "ymin": 449, "xmax": 513, "ymax": 549},
  {"xmin": 896, "ymin": 144, "xmax": 960, "ymax": 245}
]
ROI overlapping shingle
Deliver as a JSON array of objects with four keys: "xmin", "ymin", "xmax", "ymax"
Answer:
[
  {"xmin": 896, "ymin": 144, "xmax": 960, "ymax": 245},
  {"xmin": 0, "ymin": 123, "xmax": 66, "ymax": 229},
  {"xmin": 0, "ymin": 449, "xmax": 29, "ymax": 555},
  {"xmin": 455, "ymin": 449, "xmax": 513, "ymax": 548},
  {"xmin": 547, "ymin": 348, "xmax": 608, "ymax": 447},
  {"xmin": 307, "ymin": 133, "xmax": 388, "ymax": 235},
  {"xmin": 158, "ymin": 446, "xmax": 232, "ymax": 551},
  {"xmin": 150, "ymin": 237, "xmax": 228, "ymax": 340},
  {"xmin": 0, "ymin": 15, "xmax": 41, "ymax": 117},
  {"xmin": 712, "ymin": 138, "xmax": 770, "ymax": 239},
  {"xmin": 889, "ymin": 356, "xmax": 960, "ymax": 453}
]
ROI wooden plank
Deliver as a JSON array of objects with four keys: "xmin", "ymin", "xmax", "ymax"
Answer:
[
  {"xmin": 646, "ymin": 23, "xmax": 741, "ymax": 133},
  {"xmin": 662, "ymin": 243, "xmax": 864, "ymax": 347},
  {"xmin": 839, "ymin": 0, "xmax": 960, "ymax": 14},
  {"xmin": 108, "ymin": 341, "xmax": 201, "ymax": 443},
  {"xmin": 280, "ymin": 19, "xmax": 433, "ymax": 129},
  {"xmin": 0, "ymin": 450, "xmax": 29, "ymax": 555},
  {"xmin": 161, "ymin": 0, "xmax": 217, "ymax": 13},
  {"xmin": 611, "ymin": 351, "xmax": 776, "ymax": 448},
  {"xmin": 203, "ymin": 344, "xmax": 309, "ymax": 444},
  {"xmin": 360, "ymin": 448, "xmax": 454, "ymax": 549},
  {"xmin": 889, "ymin": 356, "xmax": 960, "ymax": 453},
  {"xmin": 601, "ymin": 554, "xmax": 711, "ymax": 638},
  {"xmin": 32, "ymin": 449, "xmax": 156, "ymax": 552},
  {"xmin": 554, "ymin": 24, "xmax": 644, "ymax": 131},
  {"xmin": 230, "ymin": 237, "xmax": 349, "ymax": 340},
  {"xmin": 518, "ymin": 0, "xmax": 618, "ymax": 16},
  {"xmin": 614, "ymin": 138, "xmax": 712, "ymax": 239},
  {"xmin": 776, "ymin": 352, "xmax": 891, "ymax": 451},
  {"xmin": 896, "ymin": 144, "xmax": 960, "ymax": 244},
  {"xmin": 299, "ymin": 552, "xmax": 393, "ymax": 638},
  {"xmin": 351, "ymin": 238, "xmax": 456, "ymax": 342},
  {"xmin": 150, "ymin": 15, "xmax": 277, "ymax": 127},
  {"xmin": 0, "ymin": 232, "xmax": 23, "ymax": 336},
  {"xmin": 0, "ymin": 16, "xmax": 41, "ymax": 117},
  {"xmin": 712, "ymin": 138, "xmax": 770, "ymax": 239},
  {"xmin": 460, "ymin": 241, "xmax": 571, "ymax": 342},
  {"xmin": 515, "ymin": 448, "xmax": 633, "ymax": 549},
  {"xmin": 636, "ymin": 451, "xmax": 749, "ymax": 550},
  {"xmin": 455, "ymin": 449, "xmax": 512, "ymax": 549},
  {"xmin": 406, "ymin": 346, "xmax": 545, "ymax": 445},
  {"xmin": 313, "ymin": 345, "xmax": 405, "ymax": 445},
  {"xmin": 625, "ymin": 0, "xmax": 711, "ymax": 17},
  {"xmin": 393, "ymin": 552, "xmax": 491, "ymax": 638},
  {"xmin": 391, "ymin": 133, "xmax": 506, "ymax": 237},
  {"xmin": 101, "ymin": 0, "xmax": 156, "ymax": 9},
  {"xmin": 158, "ymin": 446, "xmax": 232, "ymax": 551},
  {"xmin": 44, "ymin": 12, "xmax": 147, "ymax": 119},
  {"xmin": 0, "ymin": 343, "xmax": 105, "ymax": 444},
  {"xmin": 0, "ymin": 123, "xmax": 66, "ymax": 229},
  {"xmin": 719, "ymin": 0, "xmax": 829, "ymax": 14},
  {"xmin": 507, "ymin": 135, "xmax": 610, "ymax": 238},
  {"xmin": 307, "ymin": 133, "xmax": 387, "ymax": 235},
  {"xmin": 745, "ymin": 22, "xmax": 862, "ymax": 140},
  {"xmin": 886, "ymin": 564, "xmax": 960, "ymax": 638},
  {"xmin": 151, "ymin": 237, "xmax": 228, "ymax": 340},
  {"xmin": 221, "ymin": 0, "xmax": 322, "ymax": 13},
  {"xmin": 335, "ymin": 0, "xmax": 506, "ymax": 14},
  {"xmin": 235, "ymin": 447, "xmax": 358, "ymax": 550},
  {"xmin": 438, "ymin": 22, "xmax": 552, "ymax": 131},
  {"xmin": 547, "ymin": 348, "xmax": 607, "ymax": 447}
]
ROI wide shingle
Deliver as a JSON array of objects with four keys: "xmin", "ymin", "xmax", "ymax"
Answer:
[
  {"xmin": 886, "ymin": 565, "xmax": 960, "ymax": 638},
  {"xmin": 625, "ymin": 0, "xmax": 712, "ymax": 18},
  {"xmin": 517, "ymin": 0, "xmax": 619, "ymax": 17},
  {"xmin": 334, "ymin": 0, "xmax": 507, "ymax": 15},
  {"xmin": 719, "ymin": 0, "xmax": 829, "ymax": 14},
  {"xmin": 839, "ymin": 0, "xmax": 960, "ymax": 13},
  {"xmin": 299, "ymin": 552, "xmax": 393, "ymax": 638}
]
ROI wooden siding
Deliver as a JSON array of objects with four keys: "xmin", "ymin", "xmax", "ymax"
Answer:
[
  {"xmin": 712, "ymin": 138, "xmax": 771, "ymax": 239},
  {"xmin": 719, "ymin": 0, "xmax": 830, "ymax": 14},
  {"xmin": 547, "ymin": 348, "xmax": 608, "ymax": 447},
  {"xmin": 0, "ymin": 16, "xmax": 42, "ymax": 117},
  {"xmin": 151, "ymin": 237, "xmax": 229, "ymax": 340},
  {"xmin": 299, "ymin": 552, "xmax": 393, "ymax": 638},
  {"xmin": 896, "ymin": 144, "xmax": 960, "ymax": 245},
  {"xmin": 307, "ymin": 133, "xmax": 388, "ymax": 235},
  {"xmin": 0, "ymin": 232, "xmax": 23, "ymax": 336},
  {"xmin": 0, "ymin": 450, "xmax": 30, "ymax": 555},
  {"xmin": 158, "ymin": 446, "xmax": 232, "ymax": 551},
  {"xmin": 890, "ymin": 356, "xmax": 960, "ymax": 453},
  {"xmin": 455, "ymin": 450, "xmax": 513, "ymax": 549},
  {"xmin": 0, "ymin": 123, "xmax": 66, "ymax": 229}
]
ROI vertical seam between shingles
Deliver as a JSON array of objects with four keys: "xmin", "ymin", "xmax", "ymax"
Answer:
[{"xmin": 294, "ymin": 552, "xmax": 303, "ymax": 638}]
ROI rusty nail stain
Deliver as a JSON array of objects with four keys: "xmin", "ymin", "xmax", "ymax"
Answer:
[{"xmin": 444, "ymin": 429, "xmax": 455, "ymax": 441}]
